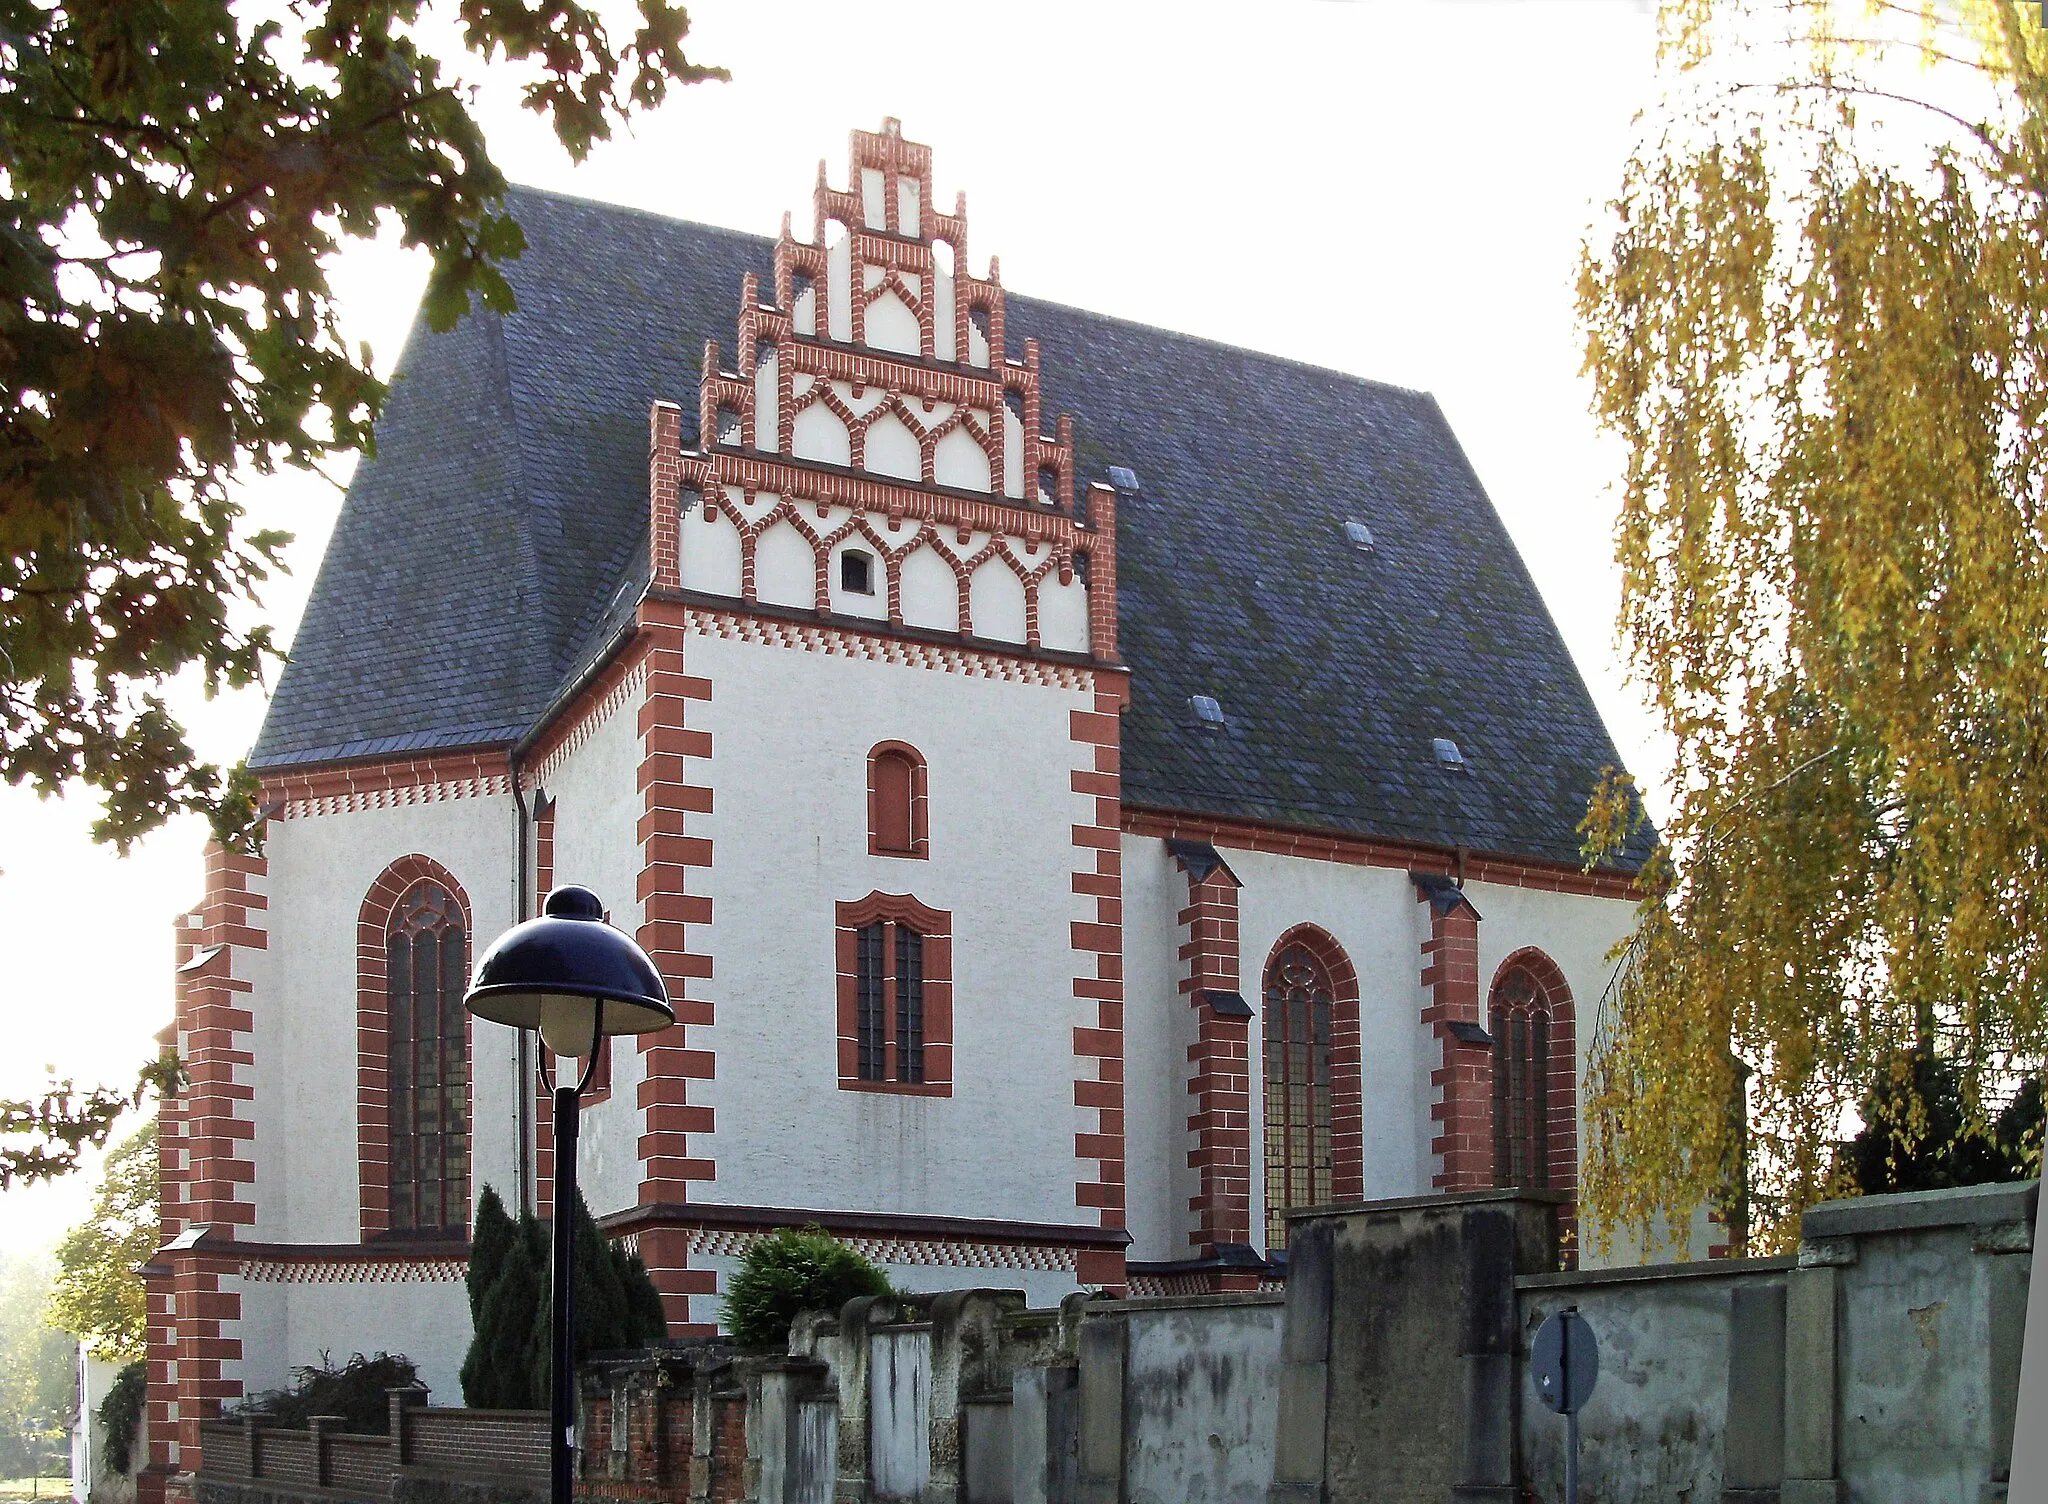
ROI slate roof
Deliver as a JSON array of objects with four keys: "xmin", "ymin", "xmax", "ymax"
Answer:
[{"xmin": 255, "ymin": 186, "xmax": 1649, "ymax": 871}]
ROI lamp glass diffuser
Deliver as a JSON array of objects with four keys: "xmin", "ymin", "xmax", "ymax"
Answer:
[{"xmin": 539, "ymin": 996, "xmax": 603, "ymax": 1058}]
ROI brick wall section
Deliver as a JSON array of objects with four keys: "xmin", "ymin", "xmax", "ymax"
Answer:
[
  {"xmin": 650, "ymin": 402, "xmax": 685, "ymax": 592},
  {"xmin": 147, "ymin": 843, "xmax": 268, "ymax": 1489},
  {"xmin": 356, "ymin": 855, "xmax": 474, "ymax": 1240},
  {"xmin": 168, "ymin": 1251, "xmax": 243, "ymax": 1473},
  {"xmin": 707, "ymin": 1397, "xmax": 746, "ymax": 1504},
  {"xmin": 1069, "ymin": 675, "xmax": 1129, "ymax": 1290},
  {"xmin": 182, "ymin": 844, "xmax": 265, "ymax": 1231},
  {"xmin": 1417, "ymin": 883, "xmax": 1491, "ymax": 1191},
  {"xmin": 1083, "ymin": 482, "xmax": 1119, "ymax": 661},
  {"xmin": 631, "ymin": 604, "xmax": 719, "ymax": 1330},
  {"xmin": 1174, "ymin": 857, "xmax": 1251, "ymax": 1258},
  {"xmin": 142, "ymin": 1021, "xmax": 184, "ymax": 1504}
]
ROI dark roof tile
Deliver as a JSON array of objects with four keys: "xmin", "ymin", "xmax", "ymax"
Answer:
[{"xmin": 253, "ymin": 186, "xmax": 1648, "ymax": 871}]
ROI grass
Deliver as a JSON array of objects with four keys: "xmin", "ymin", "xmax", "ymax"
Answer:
[{"xmin": 0, "ymin": 1479, "xmax": 71, "ymax": 1501}]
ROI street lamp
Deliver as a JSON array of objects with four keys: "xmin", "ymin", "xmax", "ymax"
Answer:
[{"xmin": 464, "ymin": 885, "xmax": 674, "ymax": 1504}]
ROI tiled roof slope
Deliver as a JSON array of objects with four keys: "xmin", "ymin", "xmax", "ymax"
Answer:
[{"xmin": 255, "ymin": 186, "xmax": 1648, "ymax": 871}]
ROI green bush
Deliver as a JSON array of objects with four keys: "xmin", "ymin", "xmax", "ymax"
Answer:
[
  {"xmin": 1848, "ymin": 1048, "xmax": 2043, "ymax": 1194},
  {"xmin": 721, "ymin": 1228, "xmax": 893, "ymax": 1351},
  {"xmin": 98, "ymin": 1361, "xmax": 146, "ymax": 1476},
  {"xmin": 232, "ymin": 1352, "xmax": 418, "ymax": 1433},
  {"xmin": 461, "ymin": 1183, "xmax": 668, "ymax": 1408}
]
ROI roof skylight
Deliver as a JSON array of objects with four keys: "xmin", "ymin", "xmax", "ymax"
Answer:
[
  {"xmin": 1108, "ymin": 465, "xmax": 1140, "ymax": 492},
  {"xmin": 1433, "ymin": 737, "xmax": 1468, "ymax": 770},
  {"xmin": 1191, "ymin": 694, "xmax": 1227, "ymax": 729},
  {"xmin": 1345, "ymin": 519, "xmax": 1375, "ymax": 552}
]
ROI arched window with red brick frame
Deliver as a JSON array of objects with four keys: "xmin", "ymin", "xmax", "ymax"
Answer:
[
  {"xmin": 867, "ymin": 742, "xmax": 928, "ymax": 858},
  {"xmin": 835, "ymin": 892, "xmax": 952, "ymax": 1094},
  {"xmin": 1489, "ymin": 949, "xmax": 1578, "ymax": 1207},
  {"xmin": 1260, "ymin": 926, "xmax": 1364, "ymax": 1250},
  {"xmin": 358, "ymin": 856, "xmax": 472, "ymax": 1241}
]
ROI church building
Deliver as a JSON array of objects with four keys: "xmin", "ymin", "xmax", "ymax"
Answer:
[{"xmin": 144, "ymin": 121, "xmax": 1648, "ymax": 1488}]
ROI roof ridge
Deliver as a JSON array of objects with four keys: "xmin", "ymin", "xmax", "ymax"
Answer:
[{"xmin": 500, "ymin": 181, "xmax": 1436, "ymax": 406}]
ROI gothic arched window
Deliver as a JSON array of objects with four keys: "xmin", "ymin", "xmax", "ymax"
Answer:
[
  {"xmin": 386, "ymin": 880, "xmax": 469, "ymax": 1235},
  {"xmin": 1492, "ymin": 962, "xmax": 1554, "ymax": 1191},
  {"xmin": 1263, "ymin": 940, "xmax": 1336, "ymax": 1249}
]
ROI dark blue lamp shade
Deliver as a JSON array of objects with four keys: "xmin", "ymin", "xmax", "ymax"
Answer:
[{"xmin": 464, "ymin": 885, "xmax": 673, "ymax": 1056}]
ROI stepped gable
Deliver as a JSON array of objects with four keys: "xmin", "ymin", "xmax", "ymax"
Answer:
[{"xmin": 254, "ymin": 129, "xmax": 1646, "ymax": 872}]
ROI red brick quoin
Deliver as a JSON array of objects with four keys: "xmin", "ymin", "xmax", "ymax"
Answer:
[
  {"xmin": 631, "ymin": 605, "xmax": 719, "ymax": 1332},
  {"xmin": 356, "ymin": 854, "xmax": 473, "ymax": 1242},
  {"xmin": 1069, "ymin": 677, "xmax": 1129, "ymax": 1291},
  {"xmin": 1173, "ymin": 845, "xmax": 1251, "ymax": 1261},
  {"xmin": 1415, "ymin": 875, "xmax": 1492, "ymax": 1192}
]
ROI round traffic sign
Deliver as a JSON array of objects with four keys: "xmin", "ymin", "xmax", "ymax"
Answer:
[{"xmin": 1531, "ymin": 1308, "xmax": 1599, "ymax": 1415}]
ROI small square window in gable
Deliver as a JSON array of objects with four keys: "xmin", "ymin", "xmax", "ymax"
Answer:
[{"xmin": 841, "ymin": 548, "xmax": 876, "ymax": 595}]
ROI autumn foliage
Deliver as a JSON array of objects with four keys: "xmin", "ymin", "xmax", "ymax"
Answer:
[{"xmin": 1578, "ymin": 0, "xmax": 2048, "ymax": 1250}]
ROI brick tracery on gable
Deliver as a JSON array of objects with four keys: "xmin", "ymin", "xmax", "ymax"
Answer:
[{"xmin": 649, "ymin": 118, "xmax": 1118, "ymax": 664}]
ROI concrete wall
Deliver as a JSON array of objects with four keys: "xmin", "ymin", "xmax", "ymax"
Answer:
[{"xmin": 1115, "ymin": 1297, "xmax": 1283, "ymax": 1504}]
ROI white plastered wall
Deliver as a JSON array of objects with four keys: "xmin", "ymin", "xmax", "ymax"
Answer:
[
  {"xmin": 1119, "ymin": 836, "xmax": 1184, "ymax": 1264},
  {"xmin": 538, "ymin": 689, "xmax": 649, "ymax": 1220},
  {"xmin": 682, "ymin": 632, "xmax": 1096, "ymax": 1242},
  {"xmin": 1122, "ymin": 839, "xmax": 1636, "ymax": 1264},
  {"xmin": 1462, "ymin": 877, "xmax": 1648, "ymax": 1267},
  {"xmin": 255, "ymin": 795, "xmax": 519, "ymax": 1247},
  {"xmin": 248, "ymin": 792, "xmax": 517, "ymax": 1398}
]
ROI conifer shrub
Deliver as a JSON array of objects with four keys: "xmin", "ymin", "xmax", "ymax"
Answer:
[
  {"xmin": 232, "ymin": 1352, "xmax": 419, "ymax": 1432},
  {"xmin": 461, "ymin": 1183, "xmax": 668, "ymax": 1408},
  {"xmin": 721, "ymin": 1227, "xmax": 893, "ymax": 1351}
]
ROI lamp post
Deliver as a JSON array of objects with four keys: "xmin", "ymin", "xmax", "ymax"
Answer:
[{"xmin": 464, "ymin": 885, "xmax": 674, "ymax": 1504}]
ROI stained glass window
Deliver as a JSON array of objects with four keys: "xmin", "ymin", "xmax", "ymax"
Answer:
[
  {"xmin": 1263, "ymin": 942, "xmax": 1335, "ymax": 1249},
  {"xmin": 386, "ymin": 882, "xmax": 468, "ymax": 1235}
]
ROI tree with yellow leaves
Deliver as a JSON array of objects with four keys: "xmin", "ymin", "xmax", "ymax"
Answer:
[
  {"xmin": 1578, "ymin": 0, "xmax": 2048, "ymax": 1252},
  {"xmin": 48, "ymin": 1122, "xmax": 157, "ymax": 1360}
]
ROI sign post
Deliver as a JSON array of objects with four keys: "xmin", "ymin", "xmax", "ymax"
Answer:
[{"xmin": 1531, "ymin": 1307, "xmax": 1600, "ymax": 1504}]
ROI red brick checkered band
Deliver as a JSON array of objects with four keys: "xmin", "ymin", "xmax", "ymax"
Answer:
[
  {"xmin": 685, "ymin": 1228, "xmax": 1076, "ymax": 1274},
  {"xmin": 238, "ymin": 1257, "xmax": 467, "ymax": 1284},
  {"xmin": 531, "ymin": 659, "xmax": 649, "ymax": 786},
  {"xmin": 1126, "ymin": 1271, "xmax": 1288, "ymax": 1299},
  {"xmin": 260, "ymin": 753, "xmax": 513, "ymax": 822},
  {"xmin": 681, "ymin": 604, "xmax": 1094, "ymax": 689},
  {"xmin": 1125, "ymin": 807, "xmax": 1640, "ymax": 901}
]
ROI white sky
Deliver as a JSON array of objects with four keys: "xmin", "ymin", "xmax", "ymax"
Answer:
[{"xmin": 0, "ymin": 0, "xmax": 1664, "ymax": 1251}]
